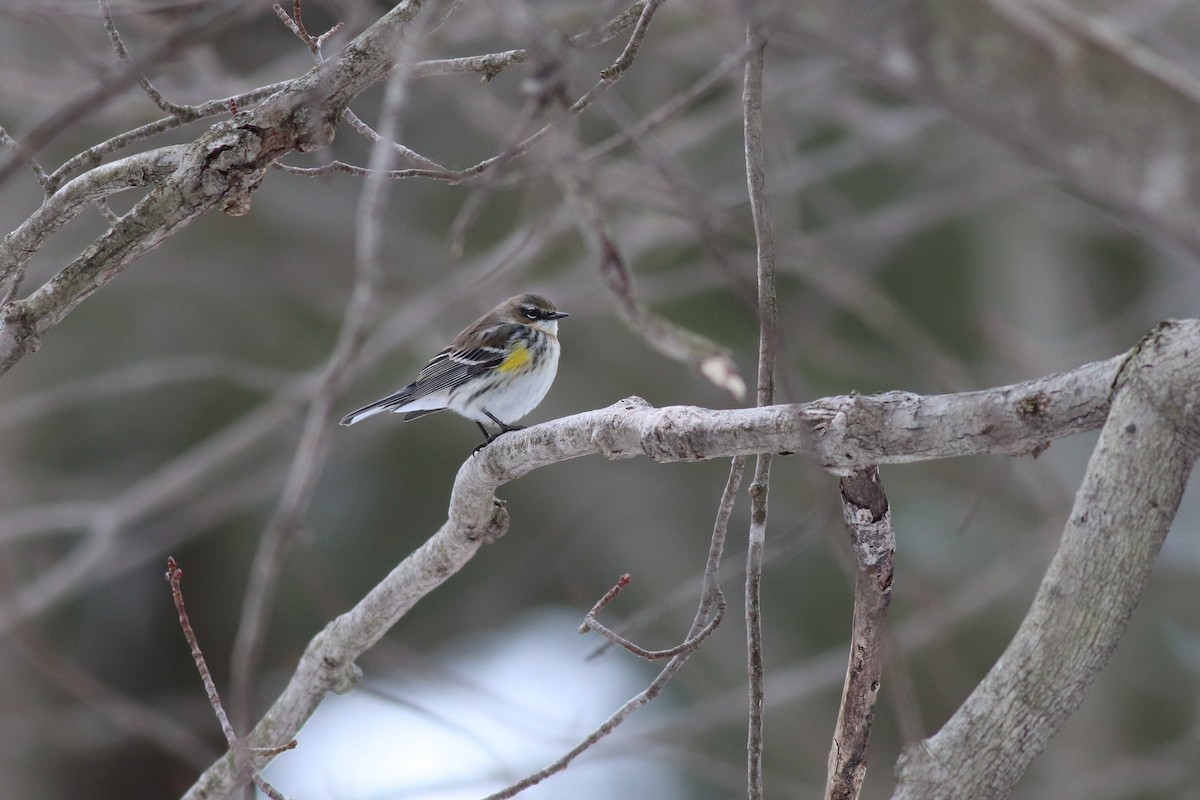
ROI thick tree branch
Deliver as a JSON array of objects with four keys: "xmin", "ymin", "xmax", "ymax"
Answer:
[
  {"xmin": 893, "ymin": 318, "xmax": 1200, "ymax": 798},
  {"xmin": 178, "ymin": 333, "xmax": 1146, "ymax": 799},
  {"xmin": 827, "ymin": 466, "xmax": 894, "ymax": 800}
]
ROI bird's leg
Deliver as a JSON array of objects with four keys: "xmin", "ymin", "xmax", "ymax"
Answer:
[
  {"xmin": 483, "ymin": 410, "xmax": 524, "ymax": 434},
  {"xmin": 473, "ymin": 411, "xmax": 523, "ymax": 454},
  {"xmin": 473, "ymin": 420, "xmax": 497, "ymax": 453}
]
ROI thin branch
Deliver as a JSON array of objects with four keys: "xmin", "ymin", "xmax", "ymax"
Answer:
[
  {"xmin": 99, "ymin": 0, "xmax": 191, "ymax": 117},
  {"xmin": 581, "ymin": 41, "xmax": 757, "ymax": 163},
  {"xmin": 479, "ymin": 645, "xmax": 698, "ymax": 800},
  {"xmin": 826, "ymin": 466, "xmax": 895, "ymax": 800},
  {"xmin": 550, "ymin": 133, "xmax": 746, "ymax": 398},
  {"xmin": 487, "ymin": 432, "xmax": 744, "ymax": 800},
  {"xmin": 410, "ymin": 1, "xmax": 645, "ymax": 81},
  {"xmin": 274, "ymin": 3, "xmax": 654, "ymax": 202},
  {"xmin": 0, "ymin": 145, "xmax": 185, "ymax": 290},
  {"xmin": 579, "ymin": 574, "xmax": 726, "ymax": 660},
  {"xmin": 769, "ymin": 0, "xmax": 1200, "ymax": 261},
  {"xmin": 340, "ymin": 108, "xmax": 450, "ymax": 170},
  {"xmin": 166, "ymin": 558, "xmax": 294, "ymax": 800},
  {"xmin": 46, "ymin": 81, "xmax": 291, "ymax": 191},
  {"xmin": 599, "ymin": 0, "xmax": 665, "ymax": 80},
  {"xmin": 697, "ymin": 456, "xmax": 745, "ymax": 630},
  {"xmin": 0, "ymin": 0, "xmax": 434, "ymax": 378},
  {"xmin": 0, "ymin": 388, "xmax": 307, "ymax": 638},
  {"xmin": 0, "ymin": 124, "xmax": 52, "ymax": 191},
  {"xmin": 271, "ymin": 0, "xmax": 346, "ymax": 62},
  {"xmin": 743, "ymin": 35, "xmax": 776, "ymax": 800}
]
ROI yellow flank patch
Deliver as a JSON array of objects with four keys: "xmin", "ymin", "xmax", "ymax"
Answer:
[{"xmin": 497, "ymin": 343, "xmax": 530, "ymax": 373}]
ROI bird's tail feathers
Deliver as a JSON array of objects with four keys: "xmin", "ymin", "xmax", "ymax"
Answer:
[
  {"xmin": 339, "ymin": 385, "xmax": 416, "ymax": 426},
  {"xmin": 403, "ymin": 408, "xmax": 443, "ymax": 422}
]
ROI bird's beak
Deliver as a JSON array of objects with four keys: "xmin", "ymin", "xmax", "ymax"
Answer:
[{"xmin": 547, "ymin": 311, "xmax": 569, "ymax": 320}]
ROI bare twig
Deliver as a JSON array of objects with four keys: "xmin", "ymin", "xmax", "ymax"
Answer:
[
  {"xmin": 271, "ymin": 1, "xmax": 345, "ymax": 61},
  {"xmin": 599, "ymin": 0, "xmax": 665, "ymax": 80},
  {"xmin": 409, "ymin": 1, "xmax": 644, "ymax": 81},
  {"xmin": 767, "ymin": 1, "xmax": 1200, "ymax": 261},
  {"xmin": 0, "ymin": 355, "xmax": 287, "ymax": 431},
  {"xmin": 826, "ymin": 466, "xmax": 894, "ymax": 800},
  {"xmin": 551, "ymin": 138, "xmax": 746, "ymax": 397},
  {"xmin": 340, "ymin": 108, "xmax": 450, "ymax": 169},
  {"xmin": 698, "ymin": 456, "xmax": 745, "ymax": 626},
  {"xmin": 742, "ymin": 34, "xmax": 776, "ymax": 800},
  {"xmin": 273, "ymin": 2, "xmax": 654, "ymax": 205},
  {"xmin": 0, "ymin": 124, "xmax": 52, "ymax": 191},
  {"xmin": 581, "ymin": 42, "xmax": 757, "ymax": 163},
  {"xmin": 165, "ymin": 558, "xmax": 295, "ymax": 800},
  {"xmin": 579, "ymin": 574, "xmax": 726, "ymax": 659},
  {"xmin": 479, "ymin": 646, "xmax": 696, "ymax": 800},
  {"xmin": 0, "ymin": 0, "xmax": 434, "ymax": 377},
  {"xmin": 0, "ymin": 145, "xmax": 185, "ymax": 292},
  {"xmin": 0, "ymin": 390, "xmax": 305, "ymax": 638},
  {"xmin": 486, "ymin": 433, "xmax": 745, "ymax": 800},
  {"xmin": 99, "ymin": 0, "xmax": 191, "ymax": 117}
]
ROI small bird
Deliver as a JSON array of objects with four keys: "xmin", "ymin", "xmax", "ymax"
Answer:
[{"xmin": 340, "ymin": 293, "xmax": 568, "ymax": 447}]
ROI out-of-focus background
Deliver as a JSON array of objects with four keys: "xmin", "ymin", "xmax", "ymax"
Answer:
[{"xmin": 3, "ymin": 1, "xmax": 1200, "ymax": 798}]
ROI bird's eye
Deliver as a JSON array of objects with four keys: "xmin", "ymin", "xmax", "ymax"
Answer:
[{"xmin": 523, "ymin": 307, "xmax": 539, "ymax": 320}]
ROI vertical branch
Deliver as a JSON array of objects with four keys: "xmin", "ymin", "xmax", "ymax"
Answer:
[
  {"xmin": 697, "ymin": 456, "xmax": 745, "ymax": 633},
  {"xmin": 743, "ymin": 33, "xmax": 776, "ymax": 800},
  {"xmin": 826, "ymin": 467, "xmax": 894, "ymax": 800}
]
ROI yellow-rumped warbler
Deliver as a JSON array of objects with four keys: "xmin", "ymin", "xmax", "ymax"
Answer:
[{"xmin": 340, "ymin": 293, "xmax": 568, "ymax": 446}]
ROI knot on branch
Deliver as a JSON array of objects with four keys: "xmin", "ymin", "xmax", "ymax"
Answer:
[
  {"xmin": 309, "ymin": 630, "xmax": 362, "ymax": 695},
  {"xmin": 638, "ymin": 406, "xmax": 711, "ymax": 462},
  {"xmin": 591, "ymin": 396, "xmax": 653, "ymax": 459},
  {"xmin": 839, "ymin": 466, "xmax": 894, "ymax": 568},
  {"xmin": 806, "ymin": 397, "xmax": 857, "ymax": 474},
  {"xmin": 465, "ymin": 497, "xmax": 510, "ymax": 543},
  {"xmin": 0, "ymin": 301, "xmax": 40, "ymax": 357},
  {"xmin": 194, "ymin": 123, "xmax": 272, "ymax": 217},
  {"xmin": 1114, "ymin": 319, "xmax": 1200, "ymax": 455}
]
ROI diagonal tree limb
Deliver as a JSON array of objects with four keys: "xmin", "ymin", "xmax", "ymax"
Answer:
[
  {"xmin": 0, "ymin": 145, "xmax": 186, "ymax": 292},
  {"xmin": 892, "ymin": 319, "xmax": 1200, "ymax": 798}
]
